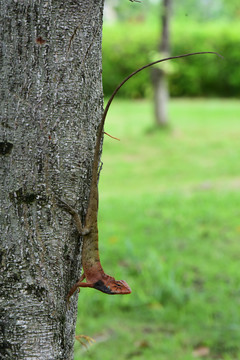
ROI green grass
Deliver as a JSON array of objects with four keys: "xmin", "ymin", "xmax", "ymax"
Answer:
[{"xmin": 74, "ymin": 98, "xmax": 240, "ymax": 360}]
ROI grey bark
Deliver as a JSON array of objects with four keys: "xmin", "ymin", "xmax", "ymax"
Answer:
[
  {"xmin": 152, "ymin": 0, "xmax": 171, "ymax": 127},
  {"xmin": 0, "ymin": 1, "xmax": 104, "ymax": 359}
]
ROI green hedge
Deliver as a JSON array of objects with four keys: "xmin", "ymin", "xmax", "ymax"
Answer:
[{"xmin": 102, "ymin": 22, "xmax": 240, "ymax": 98}]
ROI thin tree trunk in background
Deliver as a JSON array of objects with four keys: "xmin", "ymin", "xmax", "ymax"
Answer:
[
  {"xmin": 0, "ymin": 1, "xmax": 104, "ymax": 359},
  {"xmin": 152, "ymin": 0, "xmax": 171, "ymax": 127}
]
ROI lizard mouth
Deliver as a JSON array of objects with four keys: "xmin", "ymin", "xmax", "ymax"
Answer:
[{"xmin": 114, "ymin": 280, "xmax": 132, "ymax": 294}]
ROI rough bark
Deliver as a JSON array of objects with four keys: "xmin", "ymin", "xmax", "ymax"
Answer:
[
  {"xmin": 0, "ymin": 1, "xmax": 104, "ymax": 359},
  {"xmin": 152, "ymin": 0, "xmax": 171, "ymax": 127}
]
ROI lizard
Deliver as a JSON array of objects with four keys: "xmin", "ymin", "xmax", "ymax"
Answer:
[{"xmin": 57, "ymin": 52, "xmax": 221, "ymax": 301}]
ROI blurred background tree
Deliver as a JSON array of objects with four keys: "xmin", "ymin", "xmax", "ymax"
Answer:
[
  {"xmin": 151, "ymin": 0, "xmax": 171, "ymax": 127},
  {"xmin": 104, "ymin": 0, "xmax": 240, "ymax": 21},
  {"xmin": 103, "ymin": 0, "xmax": 240, "ymax": 101}
]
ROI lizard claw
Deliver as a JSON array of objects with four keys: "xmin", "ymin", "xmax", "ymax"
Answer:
[{"xmin": 75, "ymin": 334, "xmax": 95, "ymax": 348}]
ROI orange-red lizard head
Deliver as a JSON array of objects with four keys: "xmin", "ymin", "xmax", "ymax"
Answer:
[{"xmin": 93, "ymin": 278, "xmax": 131, "ymax": 295}]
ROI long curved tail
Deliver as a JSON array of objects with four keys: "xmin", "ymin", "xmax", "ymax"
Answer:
[{"xmin": 102, "ymin": 51, "xmax": 223, "ymax": 128}]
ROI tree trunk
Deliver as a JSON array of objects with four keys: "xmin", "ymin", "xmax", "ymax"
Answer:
[
  {"xmin": 0, "ymin": 1, "xmax": 104, "ymax": 359},
  {"xmin": 152, "ymin": 0, "xmax": 171, "ymax": 127}
]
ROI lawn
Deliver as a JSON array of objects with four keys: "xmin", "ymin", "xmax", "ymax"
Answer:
[{"xmin": 74, "ymin": 98, "xmax": 240, "ymax": 360}]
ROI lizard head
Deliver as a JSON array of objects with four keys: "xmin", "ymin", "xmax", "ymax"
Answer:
[{"xmin": 93, "ymin": 277, "xmax": 131, "ymax": 295}]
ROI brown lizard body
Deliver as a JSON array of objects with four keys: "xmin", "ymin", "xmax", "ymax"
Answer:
[{"xmin": 58, "ymin": 52, "xmax": 221, "ymax": 301}]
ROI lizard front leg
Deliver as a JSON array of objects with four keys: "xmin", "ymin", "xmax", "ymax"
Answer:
[{"xmin": 67, "ymin": 273, "xmax": 96, "ymax": 302}]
